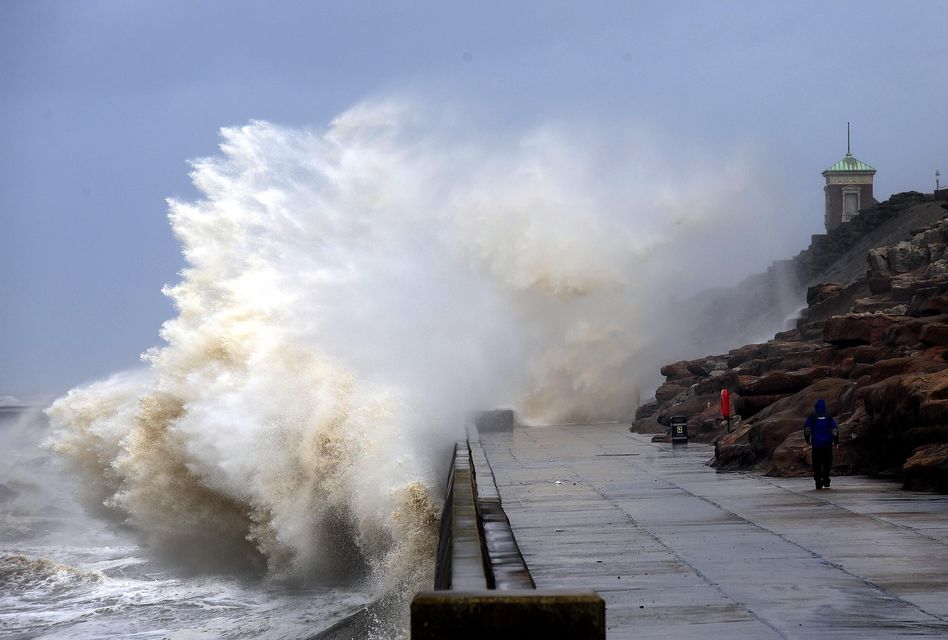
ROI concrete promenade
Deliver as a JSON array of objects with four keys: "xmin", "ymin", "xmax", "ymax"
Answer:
[{"xmin": 478, "ymin": 424, "xmax": 948, "ymax": 639}]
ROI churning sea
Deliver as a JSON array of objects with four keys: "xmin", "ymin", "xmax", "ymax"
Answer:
[{"xmin": 0, "ymin": 407, "xmax": 371, "ymax": 640}]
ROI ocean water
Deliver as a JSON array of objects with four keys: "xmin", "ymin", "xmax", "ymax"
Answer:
[{"xmin": 0, "ymin": 408, "xmax": 373, "ymax": 639}]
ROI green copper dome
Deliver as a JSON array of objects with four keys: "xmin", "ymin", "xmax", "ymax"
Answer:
[{"xmin": 823, "ymin": 153, "xmax": 876, "ymax": 173}]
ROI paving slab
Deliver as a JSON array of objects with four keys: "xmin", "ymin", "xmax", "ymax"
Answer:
[{"xmin": 480, "ymin": 424, "xmax": 948, "ymax": 639}]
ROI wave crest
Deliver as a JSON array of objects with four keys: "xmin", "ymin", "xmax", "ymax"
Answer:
[{"xmin": 0, "ymin": 554, "xmax": 104, "ymax": 595}]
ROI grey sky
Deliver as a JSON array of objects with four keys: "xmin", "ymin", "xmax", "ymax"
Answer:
[{"xmin": 2, "ymin": 0, "xmax": 946, "ymax": 396}]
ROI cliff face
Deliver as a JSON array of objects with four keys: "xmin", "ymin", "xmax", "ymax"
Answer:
[
  {"xmin": 794, "ymin": 192, "xmax": 946, "ymax": 287},
  {"xmin": 683, "ymin": 192, "xmax": 946, "ymax": 365},
  {"xmin": 635, "ymin": 192, "xmax": 948, "ymax": 491}
]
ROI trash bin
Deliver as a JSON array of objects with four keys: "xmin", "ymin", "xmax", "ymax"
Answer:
[{"xmin": 670, "ymin": 416, "xmax": 688, "ymax": 444}]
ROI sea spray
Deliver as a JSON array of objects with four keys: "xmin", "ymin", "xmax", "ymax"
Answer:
[{"xmin": 47, "ymin": 99, "xmax": 791, "ymax": 597}]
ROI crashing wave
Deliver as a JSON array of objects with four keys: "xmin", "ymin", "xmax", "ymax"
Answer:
[{"xmin": 47, "ymin": 99, "xmax": 775, "ymax": 593}]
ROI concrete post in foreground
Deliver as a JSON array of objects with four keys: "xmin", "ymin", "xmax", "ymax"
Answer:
[{"xmin": 411, "ymin": 590, "xmax": 605, "ymax": 640}]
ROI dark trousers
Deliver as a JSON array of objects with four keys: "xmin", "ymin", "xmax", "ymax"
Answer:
[{"xmin": 812, "ymin": 447, "xmax": 833, "ymax": 486}]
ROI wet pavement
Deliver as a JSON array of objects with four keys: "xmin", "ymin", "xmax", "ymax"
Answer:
[{"xmin": 478, "ymin": 423, "xmax": 948, "ymax": 639}]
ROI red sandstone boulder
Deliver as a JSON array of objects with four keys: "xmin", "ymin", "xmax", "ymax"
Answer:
[
  {"xmin": 656, "ymin": 394, "xmax": 718, "ymax": 427},
  {"xmin": 781, "ymin": 366, "xmax": 832, "ymax": 392},
  {"xmin": 691, "ymin": 401, "xmax": 726, "ymax": 440},
  {"xmin": 882, "ymin": 317, "xmax": 929, "ymax": 346},
  {"xmin": 863, "ymin": 373, "xmax": 930, "ymax": 424},
  {"xmin": 823, "ymin": 315, "xmax": 907, "ymax": 346},
  {"xmin": 869, "ymin": 357, "xmax": 948, "ymax": 384},
  {"xmin": 736, "ymin": 358, "xmax": 786, "ymax": 377},
  {"xmin": 841, "ymin": 345, "xmax": 896, "ymax": 364},
  {"xmin": 918, "ymin": 400, "xmax": 948, "ymax": 424},
  {"xmin": 655, "ymin": 382, "xmax": 688, "ymax": 404},
  {"xmin": 921, "ymin": 322, "xmax": 948, "ymax": 346},
  {"xmin": 692, "ymin": 370, "xmax": 739, "ymax": 396},
  {"xmin": 868, "ymin": 276, "xmax": 892, "ymax": 294},
  {"xmin": 659, "ymin": 361, "xmax": 692, "ymax": 381},
  {"xmin": 909, "ymin": 294, "xmax": 948, "ymax": 317},
  {"xmin": 730, "ymin": 342, "xmax": 823, "ymax": 377},
  {"xmin": 763, "ymin": 341, "xmax": 823, "ymax": 361},
  {"xmin": 867, "ymin": 247, "xmax": 891, "ymax": 278},
  {"xmin": 798, "ymin": 321, "xmax": 825, "ymax": 340},
  {"xmin": 861, "ymin": 369, "xmax": 948, "ymax": 479},
  {"xmin": 714, "ymin": 439, "xmax": 754, "ymax": 469},
  {"xmin": 735, "ymin": 393, "xmax": 792, "ymax": 418},
  {"xmin": 902, "ymin": 443, "xmax": 948, "ymax": 491},
  {"xmin": 635, "ymin": 399, "xmax": 659, "ymax": 420},
  {"xmin": 769, "ymin": 431, "xmax": 811, "ymax": 476},
  {"xmin": 737, "ymin": 367, "xmax": 833, "ymax": 396},
  {"xmin": 686, "ymin": 357, "xmax": 728, "ymax": 377},
  {"xmin": 920, "ymin": 345, "xmax": 948, "ymax": 364},
  {"xmin": 807, "ymin": 283, "xmax": 843, "ymax": 305},
  {"xmin": 633, "ymin": 414, "xmax": 666, "ymax": 434},
  {"xmin": 869, "ymin": 357, "xmax": 913, "ymax": 382},
  {"xmin": 726, "ymin": 343, "xmax": 769, "ymax": 369}
]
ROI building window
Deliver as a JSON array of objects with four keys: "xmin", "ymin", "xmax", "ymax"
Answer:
[{"xmin": 842, "ymin": 189, "xmax": 859, "ymax": 222}]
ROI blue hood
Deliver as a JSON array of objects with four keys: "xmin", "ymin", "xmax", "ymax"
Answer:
[{"xmin": 815, "ymin": 399, "xmax": 826, "ymax": 415}]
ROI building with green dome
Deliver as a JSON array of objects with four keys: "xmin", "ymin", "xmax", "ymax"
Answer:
[{"xmin": 822, "ymin": 125, "xmax": 877, "ymax": 232}]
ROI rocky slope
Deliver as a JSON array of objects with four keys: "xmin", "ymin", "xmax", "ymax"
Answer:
[
  {"xmin": 681, "ymin": 192, "xmax": 947, "ymax": 370},
  {"xmin": 634, "ymin": 192, "xmax": 948, "ymax": 491}
]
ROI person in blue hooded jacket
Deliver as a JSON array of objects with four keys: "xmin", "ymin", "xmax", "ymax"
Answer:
[{"xmin": 804, "ymin": 399, "xmax": 839, "ymax": 489}]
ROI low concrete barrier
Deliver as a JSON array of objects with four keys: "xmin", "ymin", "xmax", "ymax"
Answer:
[
  {"xmin": 472, "ymin": 409, "xmax": 519, "ymax": 433},
  {"xmin": 411, "ymin": 590, "xmax": 605, "ymax": 640},
  {"xmin": 468, "ymin": 439, "xmax": 533, "ymax": 589},
  {"xmin": 411, "ymin": 434, "xmax": 605, "ymax": 638}
]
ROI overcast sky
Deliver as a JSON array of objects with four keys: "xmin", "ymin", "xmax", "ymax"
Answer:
[{"xmin": 2, "ymin": 0, "xmax": 946, "ymax": 397}]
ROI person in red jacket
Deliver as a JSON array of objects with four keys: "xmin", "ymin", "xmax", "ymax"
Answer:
[{"xmin": 804, "ymin": 399, "xmax": 839, "ymax": 490}]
